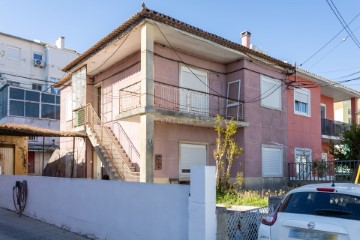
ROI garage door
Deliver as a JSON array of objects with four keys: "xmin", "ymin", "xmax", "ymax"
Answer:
[
  {"xmin": 0, "ymin": 147, "xmax": 14, "ymax": 175},
  {"xmin": 179, "ymin": 143, "xmax": 207, "ymax": 179}
]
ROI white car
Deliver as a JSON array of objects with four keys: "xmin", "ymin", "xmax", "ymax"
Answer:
[{"xmin": 258, "ymin": 183, "xmax": 360, "ymax": 240}]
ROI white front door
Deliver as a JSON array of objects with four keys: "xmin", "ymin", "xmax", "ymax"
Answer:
[{"xmin": 179, "ymin": 143, "xmax": 207, "ymax": 179}]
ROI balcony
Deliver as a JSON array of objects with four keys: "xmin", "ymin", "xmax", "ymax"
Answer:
[
  {"xmin": 321, "ymin": 118, "xmax": 350, "ymax": 139},
  {"xmin": 118, "ymin": 81, "xmax": 247, "ymax": 127}
]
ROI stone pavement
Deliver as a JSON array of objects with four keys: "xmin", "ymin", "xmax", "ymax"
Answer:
[{"xmin": 0, "ymin": 208, "xmax": 91, "ymax": 240}]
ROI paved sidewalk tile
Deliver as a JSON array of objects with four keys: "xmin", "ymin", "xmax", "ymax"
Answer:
[{"xmin": 0, "ymin": 208, "xmax": 91, "ymax": 240}]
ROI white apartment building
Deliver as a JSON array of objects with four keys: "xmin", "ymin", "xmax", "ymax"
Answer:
[{"xmin": 0, "ymin": 32, "xmax": 79, "ymax": 175}]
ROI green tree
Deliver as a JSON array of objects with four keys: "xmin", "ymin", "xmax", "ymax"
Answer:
[
  {"xmin": 213, "ymin": 115, "xmax": 243, "ymax": 194},
  {"xmin": 330, "ymin": 124, "xmax": 360, "ymax": 160}
]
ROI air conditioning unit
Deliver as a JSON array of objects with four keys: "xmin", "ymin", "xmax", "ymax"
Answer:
[{"xmin": 33, "ymin": 59, "xmax": 45, "ymax": 68}]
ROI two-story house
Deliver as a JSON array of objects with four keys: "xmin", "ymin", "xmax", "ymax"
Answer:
[
  {"xmin": 55, "ymin": 7, "xmax": 360, "ymax": 188},
  {"xmin": 0, "ymin": 33, "xmax": 79, "ymax": 175},
  {"xmin": 287, "ymin": 69, "xmax": 360, "ymax": 182}
]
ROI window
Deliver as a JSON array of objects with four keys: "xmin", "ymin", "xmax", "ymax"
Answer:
[
  {"xmin": 7, "ymin": 86, "xmax": 59, "ymax": 119},
  {"xmin": 33, "ymin": 53, "xmax": 42, "ymax": 60},
  {"xmin": 28, "ymin": 136, "xmax": 37, "ymax": 142},
  {"xmin": 32, "ymin": 83, "xmax": 42, "ymax": 91},
  {"xmin": 179, "ymin": 143, "xmax": 207, "ymax": 179},
  {"xmin": 179, "ymin": 66, "xmax": 208, "ymax": 115},
  {"xmin": 262, "ymin": 145, "xmax": 283, "ymax": 177},
  {"xmin": 294, "ymin": 88, "xmax": 311, "ymax": 116},
  {"xmin": 260, "ymin": 75, "xmax": 282, "ymax": 110},
  {"xmin": 5, "ymin": 45, "xmax": 20, "ymax": 61}
]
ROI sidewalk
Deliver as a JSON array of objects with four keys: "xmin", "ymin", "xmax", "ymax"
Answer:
[{"xmin": 0, "ymin": 208, "xmax": 91, "ymax": 240}]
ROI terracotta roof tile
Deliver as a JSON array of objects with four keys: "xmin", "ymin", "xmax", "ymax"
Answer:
[{"xmin": 56, "ymin": 7, "xmax": 293, "ymax": 87}]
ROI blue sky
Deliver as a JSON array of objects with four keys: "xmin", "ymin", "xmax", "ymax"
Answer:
[{"xmin": 2, "ymin": 0, "xmax": 360, "ymax": 89}]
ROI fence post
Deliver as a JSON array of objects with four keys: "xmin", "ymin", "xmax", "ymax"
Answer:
[{"xmin": 189, "ymin": 166, "xmax": 216, "ymax": 240}]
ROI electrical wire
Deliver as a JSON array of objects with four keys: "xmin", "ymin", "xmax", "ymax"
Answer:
[
  {"xmin": 300, "ymin": 11, "xmax": 360, "ymax": 66},
  {"xmin": 325, "ymin": 0, "xmax": 360, "ymax": 48}
]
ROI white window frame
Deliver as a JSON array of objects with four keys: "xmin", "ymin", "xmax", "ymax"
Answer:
[
  {"xmin": 262, "ymin": 144, "xmax": 283, "ymax": 177},
  {"xmin": 33, "ymin": 52, "xmax": 43, "ymax": 61},
  {"xmin": 260, "ymin": 75, "xmax": 282, "ymax": 110},
  {"xmin": 321, "ymin": 103, "xmax": 326, "ymax": 119},
  {"xmin": 294, "ymin": 147, "xmax": 312, "ymax": 178},
  {"xmin": 294, "ymin": 88, "xmax": 311, "ymax": 117},
  {"xmin": 66, "ymin": 94, "xmax": 73, "ymax": 121},
  {"xmin": 179, "ymin": 65, "xmax": 209, "ymax": 115}
]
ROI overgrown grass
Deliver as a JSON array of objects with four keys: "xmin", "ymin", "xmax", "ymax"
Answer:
[{"xmin": 216, "ymin": 189, "xmax": 286, "ymax": 208}]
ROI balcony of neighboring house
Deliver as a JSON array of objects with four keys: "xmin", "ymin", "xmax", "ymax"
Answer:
[
  {"xmin": 116, "ymin": 81, "xmax": 249, "ymax": 127},
  {"xmin": 321, "ymin": 118, "xmax": 350, "ymax": 141}
]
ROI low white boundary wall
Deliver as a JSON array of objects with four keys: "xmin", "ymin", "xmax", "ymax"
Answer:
[{"xmin": 0, "ymin": 166, "xmax": 216, "ymax": 240}]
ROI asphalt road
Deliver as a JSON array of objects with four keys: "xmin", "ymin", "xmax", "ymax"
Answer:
[{"xmin": 0, "ymin": 208, "xmax": 91, "ymax": 240}]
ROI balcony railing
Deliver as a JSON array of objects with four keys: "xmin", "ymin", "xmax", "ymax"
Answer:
[
  {"xmin": 119, "ymin": 81, "xmax": 244, "ymax": 121},
  {"xmin": 288, "ymin": 160, "xmax": 360, "ymax": 182},
  {"xmin": 321, "ymin": 118, "xmax": 350, "ymax": 137}
]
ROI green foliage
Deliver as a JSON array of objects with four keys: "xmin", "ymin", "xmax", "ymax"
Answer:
[
  {"xmin": 216, "ymin": 189, "xmax": 286, "ymax": 207},
  {"xmin": 330, "ymin": 124, "xmax": 360, "ymax": 160},
  {"xmin": 213, "ymin": 115, "xmax": 243, "ymax": 194}
]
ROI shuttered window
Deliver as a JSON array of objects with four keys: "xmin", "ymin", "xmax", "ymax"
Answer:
[
  {"xmin": 262, "ymin": 145, "xmax": 283, "ymax": 177},
  {"xmin": 179, "ymin": 66, "xmax": 209, "ymax": 115},
  {"xmin": 260, "ymin": 75, "xmax": 282, "ymax": 110},
  {"xmin": 179, "ymin": 143, "xmax": 207, "ymax": 179},
  {"xmin": 294, "ymin": 88, "xmax": 311, "ymax": 116}
]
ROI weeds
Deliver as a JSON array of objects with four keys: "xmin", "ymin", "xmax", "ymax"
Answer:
[{"xmin": 217, "ymin": 189, "xmax": 286, "ymax": 208}]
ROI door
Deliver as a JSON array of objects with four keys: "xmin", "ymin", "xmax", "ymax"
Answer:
[
  {"xmin": 226, "ymin": 80, "xmax": 241, "ymax": 120},
  {"xmin": 0, "ymin": 147, "xmax": 14, "ymax": 175},
  {"xmin": 28, "ymin": 151, "xmax": 35, "ymax": 174},
  {"xmin": 295, "ymin": 148, "xmax": 312, "ymax": 179},
  {"xmin": 179, "ymin": 143, "xmax": 207, "ymax": 179}
]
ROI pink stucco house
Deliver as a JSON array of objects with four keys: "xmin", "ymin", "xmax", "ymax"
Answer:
[{"xmin": 54, "ymin": 7, "xmax": 360, "ymax": 189}]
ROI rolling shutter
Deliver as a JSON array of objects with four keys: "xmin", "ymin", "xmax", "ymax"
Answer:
[
  {"xmin": 262, "ymin": 145, "xmax": 283, "ymax": 177},
  {"xmin": 179, "ymin": 143, "xmax": 207, "ymax": 179}
]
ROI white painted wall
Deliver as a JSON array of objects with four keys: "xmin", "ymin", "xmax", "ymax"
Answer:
[
  {"xmin": 0, "ymin": 175, "xmax": 190, "ymax": 240},
  {"xmin": 0, "ymin": 167, "xmax": 216, "ymax": 240}
]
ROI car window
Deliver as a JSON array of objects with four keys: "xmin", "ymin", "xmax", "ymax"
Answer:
[{"xmin": 279, "ymin": 192, "xmax": 360, "ymax": 221}]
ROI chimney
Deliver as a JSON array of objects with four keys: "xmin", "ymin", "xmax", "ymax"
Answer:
[
  {"xmin": 241, "ymin": 31, "xmax": 251, "ymax": 48},
  {"xmin": 56, "ymin": 36, "xmax": 65, "ymax": 49}
]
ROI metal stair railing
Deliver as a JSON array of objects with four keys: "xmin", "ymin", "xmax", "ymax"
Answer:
[
  {"xmin": 85, "ymin": 104, "xmax": 140, "ymax": 182},
  {"xmin": 112, "ymin": 121, "xmax": 140, "ymax": 166}
]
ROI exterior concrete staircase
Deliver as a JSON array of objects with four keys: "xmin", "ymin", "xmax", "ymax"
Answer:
[{"xmin": 84, "ymin": 104, "xmax": 140, "ymax": 181}]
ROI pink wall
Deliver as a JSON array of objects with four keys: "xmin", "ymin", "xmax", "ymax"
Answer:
[
  {"xmin": 154, "ymin": 123, "xmax": 216, "ymax": 178},
  {"xmin": 321, "ymin": 95, "xmax": 334, "ymax": 120},
  {"xmin": 287, "ymin": 77, "xmax": 323, "ymax": 162}
]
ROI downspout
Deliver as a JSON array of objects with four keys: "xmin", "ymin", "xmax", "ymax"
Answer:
[{"xmin": 42, "ymin": 136, "xmax": 45, "ymax": 176}]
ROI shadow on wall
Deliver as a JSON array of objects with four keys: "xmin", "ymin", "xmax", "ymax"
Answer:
[{"xmin": 44, "ymin": 149, "xmax": 85, "ymax": 178}]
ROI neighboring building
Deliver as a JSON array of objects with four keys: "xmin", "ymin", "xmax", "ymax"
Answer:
[
  {"xmin": 55, "ymin": 7, "xmax": 360, "ymax": 188},
  {"xmin": 287, "ymin": 70, "xmax": 360, "ymax": 181},
  {"xmin": 0, "ymin": 123, "xmax": 85, "ymax": 176},
  {"xmin": 334, "ymin": 99, "xmax": 360, "ymax": 124},
  {"xmin": 0, "ymin": 33, "xmax": 79, "ymax": 175}
]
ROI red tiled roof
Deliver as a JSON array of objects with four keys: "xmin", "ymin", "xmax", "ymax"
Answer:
[{"xmin": 55, "ymin": 7, "xmax": 293, "ymax": 87}]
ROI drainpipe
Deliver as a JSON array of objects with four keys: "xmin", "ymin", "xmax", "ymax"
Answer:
[{"xmin": 42, "ymin": 136, "xmax": 45, "ymax": 176}]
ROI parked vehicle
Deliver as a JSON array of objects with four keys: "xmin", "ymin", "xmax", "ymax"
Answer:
[{"xmin": 258, "ymin": 183, "xmax": 360, "ymax": 239}]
